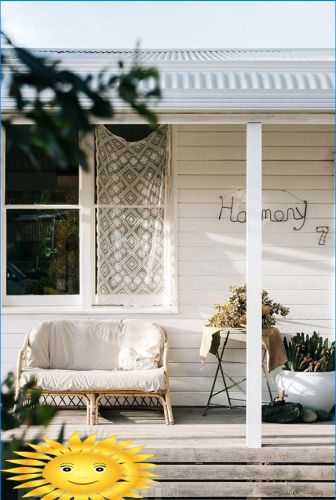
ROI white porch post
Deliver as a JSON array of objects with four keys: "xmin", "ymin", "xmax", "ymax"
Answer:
[
  {"xmin": 246, "ymin": 122, "xmax": 262, "ymax": 448},
  {"xmin": 80, "ymin": 131, "xmax": 95, "ymax": 308}
]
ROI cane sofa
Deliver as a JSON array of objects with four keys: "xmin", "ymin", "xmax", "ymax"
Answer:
[{"xmin": 16, "ymin": 319, "xmax": 174, "ymax": 425}]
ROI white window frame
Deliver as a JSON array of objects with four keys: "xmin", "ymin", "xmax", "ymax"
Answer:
[
  {"xmin": 2, "ymin": 126, "xmax": 81, "ymax": 306},
  {"xmin": 2, "ymin": 124, "xmax": 178, "ymax": 313}
]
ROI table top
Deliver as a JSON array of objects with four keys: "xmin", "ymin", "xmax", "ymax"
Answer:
[
  {"xmin": 219, "ymin": 328, "xmax": 246, "ymax": 335},
  {"xmin": 219, "ymin": 328, "xmax": 246, "ymax": 342},
  {"xmin": 202, "ymin": 326, "xmax": 247, "ymax": 343}
]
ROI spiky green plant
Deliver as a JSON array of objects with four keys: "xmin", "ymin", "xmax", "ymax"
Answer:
[{"xmin": 283, "ymin": 332, "xmax": 335, "ymax": 372}]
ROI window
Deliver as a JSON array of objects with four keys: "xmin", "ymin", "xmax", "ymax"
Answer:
[
  {"xmin": 4, "ymin": 125, "xmax": 80, "ymax": 305},
  {"xmin": 3, "ymin": 124, "xmax": 176, "ymax": 310}
]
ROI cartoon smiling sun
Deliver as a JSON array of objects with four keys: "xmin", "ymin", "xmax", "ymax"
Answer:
[{"xmin": 3, "ymin": 432, "xmax": 157, "ymax": 499}]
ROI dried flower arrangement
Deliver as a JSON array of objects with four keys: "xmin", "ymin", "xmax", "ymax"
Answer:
[{"xmin": 207, "ymin": 284, "xmax": 290, "ymax": 329}]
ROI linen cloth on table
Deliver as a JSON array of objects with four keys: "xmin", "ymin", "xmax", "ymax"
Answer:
[
  {"xmin": 25, "ymin": 319, "xmax": 165, "ymax": 371},
  {"xmin": 200, "ymin": 326, "xmax": 287, "ymax": 372},
  {"xmin": 262, "ymin": 327, "xmax": 288, "ymax": 372},
  {"xmin": 21, "ymin": 367, "xmax": 166, "ymax": 393}
]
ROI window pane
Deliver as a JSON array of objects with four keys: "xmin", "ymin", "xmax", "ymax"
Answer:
[
  {"xmin": 6, "ymin": 125, "xmax": 79, "ymax": 204},
  {"xmin": 7, "ymin": 210, "xmax": 79, "ymax": 295}
]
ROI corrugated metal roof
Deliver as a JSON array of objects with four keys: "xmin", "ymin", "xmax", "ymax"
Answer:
[
  {"xmin": 2, "ymin": 48, "xmax": 334, "ymax": 112},
  {"xmin": 6, "ymin": 48, "xmax": 334, "ymax": 62}
]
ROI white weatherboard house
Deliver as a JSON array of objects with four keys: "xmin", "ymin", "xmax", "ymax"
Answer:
[{"xmin": 1, "ymin": 49, "xmax": 335, "ymax": 498}]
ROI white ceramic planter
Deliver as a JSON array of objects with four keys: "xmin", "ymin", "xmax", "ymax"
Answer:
[{"xmin": 275, "ymin": 370, "xmax": 335, "ymax": 412}]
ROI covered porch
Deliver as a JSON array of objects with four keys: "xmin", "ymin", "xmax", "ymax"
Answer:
[{"xmin": 1, "ymin": 48, "xmax": 335, "ymax": 499}]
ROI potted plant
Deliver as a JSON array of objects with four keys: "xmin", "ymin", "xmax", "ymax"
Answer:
[
  {"xmin": 207, "ymin": 284, "xmax": 290, "ymax": 328},
  {"xmin": 276, "ymin": 332, "xmax": 335, "ymax": 412}
]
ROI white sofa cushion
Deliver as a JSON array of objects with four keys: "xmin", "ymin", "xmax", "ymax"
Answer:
[
  {"xmin": 25, "ymin": 319, "xmax": 165, "ymax": 371},
  {"xmin": 21, "ymin": 367, "xmax": 166, "ymax": 393},
  {"xmin": 118, "ymin": 346, "xmax": 161, "ymax": 370}
]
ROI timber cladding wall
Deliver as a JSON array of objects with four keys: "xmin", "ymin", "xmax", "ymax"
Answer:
[
  {"xmin": 2, "ymin": 124, "xmax": 334, "ymax": 407},
  {"xmin": 173, "ymin": 123, "xmax": 334, "ymax": 405},
  {"xmin": 139, "ymin": 446, "xmax": 335, "ymax": 499}
]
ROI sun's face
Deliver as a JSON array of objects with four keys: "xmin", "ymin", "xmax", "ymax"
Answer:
[
  {"xmin": 42, "ymin": 452, "xmax": 122, "ymax": 494},
  {"xmin": 2, "ymin": 432, "xmax": 157, "ymax": 499}
]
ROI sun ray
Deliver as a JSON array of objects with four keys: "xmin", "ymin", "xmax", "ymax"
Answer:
[
  {"xmin": 41, "ymin": 489, "xmax": 65, "ymax": 500},
  {"xmin": 7, "ymin": 459, "xmax": 48, "ymax": 466},
  {"xmin": 58, "ymin": 493, "xmax": 73, "ymax": 500},
  {"xmin": 132, "ymin": 454, "xmax": 154, "ymax": 462},
  {"xmin": 114, "ymin": 450, "xmax": 154, "ymax": 463},
  {"xmin": 28, "ymin": 444, "xmax": 63, "ymax": 456},
  {"xmin": 115, "ymin": 491, "xmax": 142, "ymax": 499},
  {"xmin": 68, "ymin": 432, "xmax": 83, "ymax": 453},
  {"xmin": 95, "ymin": 436, "xmax": 117, "ymax": 448},
  {"xmin": 14, "ymin": 451, "xmax": 53, "ymax": 461},
  {"xmin": 125, "ymin": 445, "xmax": 145, "ymax": 455},
  {"xmin": 137, "ymin": 462, "xmax": 159, "ymax": 469},
  {"xmin": 95, "ymin": 437, "xmax": 133, "ymax": 455},
  {"xmin": 100, "ymin": 493, "xmax": 127, "ymax": 500},
  {"xmin": 140, "ymin": 471, "xmax": 159, "ymax": 478},
  {"xmin": 7, "ymin": 473, "xmax": 42, "ymax": 481},
  {"xmin": 115, "ymin": 452, "xmax": 156, "ymax": 471},
  {"xmin": 2, "ymin": 466, "xmax": 44, "ymax": 474},
  {"xmin": 120, "ymin": 458, "xmax": 151, "ymax": 478},
  {"xmin": 22, "ymin": 483, "xmax": 56, "ymax": 497},
  {"xmin": 13, "ymin": 478, "xmax": 49, "ymax": 489},
  {"xmin": 111, "ymin": 439, "xmax": 133, "ymax": 450},
  {"xmin": 43, "ymin": 438, "xmax": 71, "ymax": 455},
  {"xmin": 81, "ymin": 434, "xmax": 96, "ymax": 452}
]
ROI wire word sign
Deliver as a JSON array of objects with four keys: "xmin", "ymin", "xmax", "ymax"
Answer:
[{"xmin": 218, "ymin": 196, "xmax": 308, "ymax": 231}]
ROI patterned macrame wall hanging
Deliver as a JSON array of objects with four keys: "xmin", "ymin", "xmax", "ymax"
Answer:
[{"xmin": 95, "ymin": 125, "xmax": 173, "ymax": 306}]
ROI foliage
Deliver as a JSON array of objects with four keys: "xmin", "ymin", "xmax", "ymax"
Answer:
[
  {"xmin": 2, "ymin": 34, "xmax": 161, "ymax": 171},
  {"xmin": 2, "ymin": 372, "xmax": 60, "ymax": 499},
  {"xmin": 2, "ymin": 372, "xmax": 57, "ymax": 430},
  {"xmin": 207, "ymin": 284, "xmax": 290, "ymax": 329},
  {"xmin": 24, "ymin": 211, "xmax": 79, "ymax": 295},
  {"xmin": 283, "ymin": 332, "xmax": 335, "ymax": 372}
]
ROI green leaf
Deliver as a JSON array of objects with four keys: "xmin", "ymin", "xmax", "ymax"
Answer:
[{"xmin": 3, "ymin": 35, "xmax": 161, "ymax": 172}]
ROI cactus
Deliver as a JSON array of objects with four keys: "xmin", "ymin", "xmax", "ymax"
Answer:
[{"xmin": 283, "ymin": 331, "xmax": 335, "ymax": 372}]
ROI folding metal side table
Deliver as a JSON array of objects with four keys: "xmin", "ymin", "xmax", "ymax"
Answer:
[{"xmin": 202, "ymin": 328, "xmax": 273, "ymax": 416}]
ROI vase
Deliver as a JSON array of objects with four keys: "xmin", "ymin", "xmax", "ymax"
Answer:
[{"xmin": 275, "ymin": 370, "xmax": 335, "ymax": 412}]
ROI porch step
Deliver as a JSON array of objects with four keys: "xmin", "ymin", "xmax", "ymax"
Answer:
[{"xmin": 140, "ymin": 446, "xmax": 335, "ymax": 499}]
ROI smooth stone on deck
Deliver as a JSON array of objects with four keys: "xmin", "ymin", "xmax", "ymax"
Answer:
[
  {"xmin": 316, "ymin": 410, "xmax": 333, "ymax": 422},
  {"xmin": 302, "ymin": 409, "xmax": 318, "ymax": 423},
  {"xmin": 262, "ymin": 403, "xmax": 303, "ymax": 424}
]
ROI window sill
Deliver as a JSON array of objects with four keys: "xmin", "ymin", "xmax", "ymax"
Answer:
[{"xmin": 1, "ymin": 305, "xmax": 179, "ymax": 315}]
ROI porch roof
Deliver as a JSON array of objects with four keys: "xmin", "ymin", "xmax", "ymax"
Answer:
[{"xmin": 2, "ymin": 48, "xmax": 334, "ymax": 112}]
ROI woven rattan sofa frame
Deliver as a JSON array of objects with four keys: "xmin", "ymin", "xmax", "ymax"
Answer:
[{"xmin": 16, "ymin": 331, "xmax": 174, "ymax": 426}]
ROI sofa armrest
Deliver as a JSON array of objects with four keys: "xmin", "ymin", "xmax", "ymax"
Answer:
[
  {"xmin": 162, "ymin": 331, "xmax": 171, "ymax": 390},
  {"xmin": 15, "ymin": 335, "xmax": 29, "ymax": 396},
  {"xmin": 162, "ymin": 340, "xmax": 169, "ymax": 372}
]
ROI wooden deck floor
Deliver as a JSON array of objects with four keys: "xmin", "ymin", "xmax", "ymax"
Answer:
[
  {"xmin": 14, "ymin": 406, "xmax": 334, "ymax": 447},
  {"xmin": 4, "ymin": 407, "xmax": 335, "ymax": 499}
]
